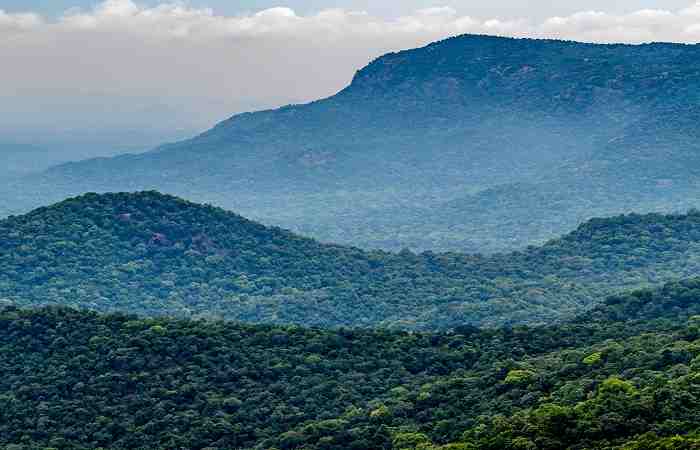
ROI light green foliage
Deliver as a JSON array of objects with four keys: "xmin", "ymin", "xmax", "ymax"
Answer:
[
  {"xmin": 617, "ymin": 433, "xmax": 700, "ymax": 449},
  {"xmin": 148, "ymin": 325, "xmax": 167, "ymax": 334},
  {"xmin": 599, "ymin": 377, "xmax": 638, "ymax": 396},
  {"xmin": 504, "ymin": 370, "xmax": 536, "ymax": 385},
  {"xmin": 370, "ymin": 405, "xmax": 391, "ymax": 419},
  {"xmin": 393, "ymin": 432, "xmax": 432, "ymax": 449},
  {"xmin": 583, "ymin": 352, "xmax": 603, "ymax": 365}
]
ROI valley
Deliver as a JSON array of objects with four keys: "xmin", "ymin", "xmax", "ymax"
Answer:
[{"xmin": 2, "ymin": 26, "xmax": 700, "ymax": 450}]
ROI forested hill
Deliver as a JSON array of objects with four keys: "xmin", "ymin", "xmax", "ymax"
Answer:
[
  {"xmin": 1, "ymin": 279, "xmax": 699, "ymax": 449},
  {"xmin": 3, "ymin": 191, "xmax": 700, "ymax": 329},
  {"xmin": 7, "ymin": 35, "xmax": 700, "ymax": 253}
]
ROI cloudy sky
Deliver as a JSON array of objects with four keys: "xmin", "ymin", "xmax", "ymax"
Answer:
[{"xmin": 2, "ymin": 0, "xmax": 700, "ymax": 149}]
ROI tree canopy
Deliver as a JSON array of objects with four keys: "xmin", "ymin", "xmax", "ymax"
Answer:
[
  {"xmin": 1, "ymin": 278, "xmax": 700, "ymax": 449},
  {"xmin": 4, "ymin": 192, "xmax": 700, "ymax": 329}
]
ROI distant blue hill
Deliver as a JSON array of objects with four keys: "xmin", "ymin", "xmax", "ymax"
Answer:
[{"xmin": 7, "ymin": 35, "xmax": 700, "ymax": 253}]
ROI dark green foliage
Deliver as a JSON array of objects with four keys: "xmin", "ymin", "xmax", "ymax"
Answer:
[
  {"xmin": 4, "ymin": 192, "xmax": 700, "ymax": 329},
  {"xmin": 6, "ymin": 36, "xmax": 700, "ymax": 253},
  {"xmin": 1, "ymin": 279, "xmax": 700, "ymax": 449}
]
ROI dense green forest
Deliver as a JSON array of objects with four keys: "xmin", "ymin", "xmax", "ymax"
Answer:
[
  {"xmin": 5, "ymin": 35, "xmax": 700, "ymax": 253},
  {"xmin": 5, "ymin": 33, "xmax": 700, "ymax": 450},
  {"xmin": 3, "ymin": 191, "xmax": 700, "ymax": 329},
  {"xmin": 2, "ymin": 278, "xmax": 700, "ymax": 449}
]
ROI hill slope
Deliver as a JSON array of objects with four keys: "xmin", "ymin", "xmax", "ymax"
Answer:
[
  {"xmin": 3, "ymin": 191, "xmax": 700, "ymax": 329},
  {"xmin": 7, "ymin": 35, "xmax": 700, "ymax": 252},
  {"xmin": 1, "ymin": 279, "xmax": 699, "ymax": 449}
]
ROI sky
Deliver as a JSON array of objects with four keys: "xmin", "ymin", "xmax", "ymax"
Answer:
[
  {"xmin": 3, "ymin": 1, "xmax": 695, "ymax": 20},
  {"xmin": 2, "ymin": 0, "xmax": 700, "ymax": 150}
]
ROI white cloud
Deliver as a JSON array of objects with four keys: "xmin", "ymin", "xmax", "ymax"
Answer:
[
  {"xmin": 0, "ymin": 9, "xmax": 43, "ymax": 31},
  {"xmin": 682, "ymin": 2, "xmax": 700, "ymax": 17},
  {"xmin": 25, "ymin": 0, "xmax": 699, "ymax": 41},
  {"xmin": 1, "ymin": 0, "xmax": 700, "ymax": 135}
]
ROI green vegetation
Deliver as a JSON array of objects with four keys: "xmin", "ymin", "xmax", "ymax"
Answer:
[
  {"xmin": 6, "ymin": 36, "xmax": 700, "ymax": 253},
  {"xmin": 4, "ymin": 191, "xmax": 700, "ymax": 329},
  {"xmin": 5, "ymin": 34, "xmax": 700, "ymax": 450},
  {"xmin": 2, "ymin": 278, "xmax": 700, "ymax": 449}
]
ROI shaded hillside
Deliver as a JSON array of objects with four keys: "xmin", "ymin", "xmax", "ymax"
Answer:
[
  {"xmin": 7, "ymin": 35, "xmax": 700, "ymax": 252},
  {"xmin": 1, "ymin": 279, "xmax": 699, "ymax": 449},
  {"xmin": 3, "ymin": 192, "xmax": 700, "ymax": 329}
]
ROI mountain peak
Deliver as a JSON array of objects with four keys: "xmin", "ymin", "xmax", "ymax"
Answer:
[
  {"xmin": 8, "ymin": 35, "xmax": 700, "ymax": 254},
  {"xmin": 342, "ymin": 34, "xmax": 698, "ymax": 104}
]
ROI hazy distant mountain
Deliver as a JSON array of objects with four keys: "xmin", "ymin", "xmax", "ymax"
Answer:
[
  {"xmin": 8, "ymin": 35, "xmax": 700, "ymax": 252},
  {"xmin": 3, "ymin": 191, "xmax": 700, "ymax": 329},
  {"xmin": 0, "ymin": 143, "xmax": 57, "ymax": 178},
  {"xmin": 0, "ymin": 126, "xmax": 199, "ymax": 176}
]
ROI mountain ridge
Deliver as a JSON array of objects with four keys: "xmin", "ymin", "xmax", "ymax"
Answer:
[
  {"xmin": 6, "ymin": 34, "xmax": 700, "ymax": 252},
  {"xmin": 3, "ymin": 191, "xmax": 700, "ymax": 329}
]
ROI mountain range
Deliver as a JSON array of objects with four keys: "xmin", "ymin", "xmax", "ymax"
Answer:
[
  {"xmin": 5, "ymin": 35, "xmax": 700, "ymax": 253},
  {"xmin": 3, "ymin": 32, "xmax": 700, "ymax": 450},
  {"xmin": 2, "ymin": 191, "xmax": 700, "ymax": 329}
]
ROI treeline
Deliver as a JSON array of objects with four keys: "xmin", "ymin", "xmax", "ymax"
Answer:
[
  {"xmin": 3, "ymin": 192, "xmax": 700, "ymax": 329},
  {"xmin": 1, "ymin": 278, "xmax": 700, "ymax": 449}
]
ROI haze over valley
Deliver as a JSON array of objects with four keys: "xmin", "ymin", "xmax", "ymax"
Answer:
[{"xmin": 6, "ymin": 34, "xmax": 700, "ymax": 253}]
